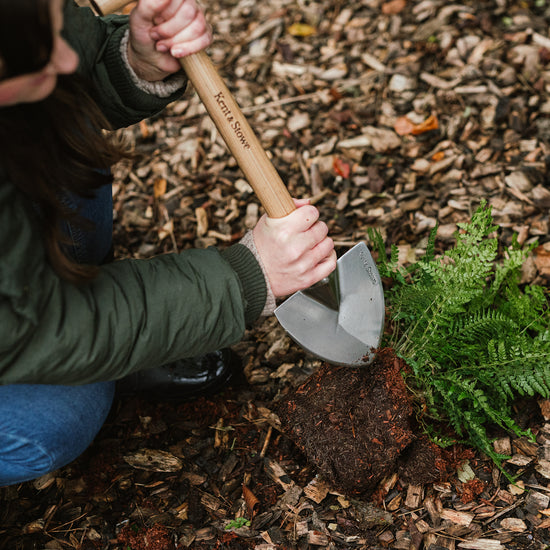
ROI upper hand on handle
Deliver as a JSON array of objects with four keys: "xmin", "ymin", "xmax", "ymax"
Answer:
[
  {"xmin": 253, "ymin": 200, "xmax": 337, "ymax": 298},
  {"xmin": 127, "ymin": 0, "xmax": 212, "ymax": 82}
]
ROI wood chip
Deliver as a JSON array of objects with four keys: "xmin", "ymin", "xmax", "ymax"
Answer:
[
  {"xmin": 493, "ymin": 437, "xmax": 512, "ymax": 456},
  {"xmin": 440, "ymin": 509, "xmax": 474, "ymax": 527},
  {"xmin": 500, "ymin": 518, "xmax": 527, "ymax": 532},
  {"xmin": 307, "ymin": 531, "xmax": 329, "ymax": 545},
  {"xmin": 123, "ymin": 449, "xmax": 183, "ymax": 472},
  {"xmin": 525, "ymin": 490, "xmax": 550, "ymax": 514},
  {"xmin": 304, "ymin": 477, "xmax": 331, "ymax": 504},
  {"xmin": 404, "ymin": 484, "xmax": 424, "ymax": 509},
  {"xmin": 263, "ymin": 458, "xmax": 295, "ymax": 491},
  {"xmin": 458, "ymin": 540, "xmax": 503, "ymax": 550}
]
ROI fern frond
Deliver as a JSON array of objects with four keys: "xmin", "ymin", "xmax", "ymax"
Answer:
[
  {"xmin": 367, "ymin": 228, "xmax": 404, "ymax": 281},
  {"xmin": 379, "ymin": 199, "xmax": 550, "ymax": 476},
  {"xmin": 450, "ymin": 310, "xmax": 519, "ymax": 346}
]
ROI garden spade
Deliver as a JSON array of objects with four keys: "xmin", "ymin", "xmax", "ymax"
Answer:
[{"xmin": 95, "ymin": 0, "xmax": 385, "ymax": 366}]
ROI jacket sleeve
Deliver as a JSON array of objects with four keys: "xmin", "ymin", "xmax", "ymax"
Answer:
[
  {"xmin": 62, "ymin": 0, "xmax": 187, "ymax": 128},
  {"xmin": 0, "ymin": 183, "xmax": 267, "ymax": 385}
]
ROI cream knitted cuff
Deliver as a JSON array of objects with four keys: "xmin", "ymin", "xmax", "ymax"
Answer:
[
  {"xmin": 120, "ymin": 29, "xmax": 186, "ymax": 98},
  {"xmin": 240, "ymin": 231, "xmax": 277, "ymax": 317}
]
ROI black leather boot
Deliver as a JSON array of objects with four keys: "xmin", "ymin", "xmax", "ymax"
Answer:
[{"xmin": 116, "ymin": 349, "xmax": 242, "ymax": 400}]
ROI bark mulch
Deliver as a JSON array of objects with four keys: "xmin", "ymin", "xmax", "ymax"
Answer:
[{"xmin": 2, "ymin": 0, "xmax": 550, "ymax": 548}]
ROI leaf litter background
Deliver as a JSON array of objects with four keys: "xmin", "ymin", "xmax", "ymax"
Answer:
[{"xmin": 2, "ymin": 0, "xmax": 550, "ymax": 548}]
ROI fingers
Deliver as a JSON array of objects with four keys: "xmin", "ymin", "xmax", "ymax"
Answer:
[
  {"xmin": 269, "ymin": 204, "xmax": 319, "ymax": 233},
  {"xmin": 295, "ymin": 235, "xmax": 336, "ymax": 280},
  {"xmin": 278, "ymin": 245, "xmax": 337, "ymax": 296},
  {"xmin": 306, "ymin": 249, "xmax": 338, "ymax": 286},
  {"xmin": 149, "ymin": 0, "xmax": 211, "ymax": 56},
  {"xmin": 306, "ymin": 218, "xmax": 330, "ymax": 251},
  {"xmin": 251, "ymin": 199, "xmax": 337, "ymax": 297},
  {"xmin": 128, "ymin": 0, "xmax": 211, "ymax": 80},
  {"xmin": 167, "ymin": 26, "xmax": 212, "ymax": 57},
  {"xmin": 133, "ymin": 0, "xmax": 172, "ymax": 23},
  {"xmin": 265, "ymin": 206, "xmax": 329, "ymax": 259}
]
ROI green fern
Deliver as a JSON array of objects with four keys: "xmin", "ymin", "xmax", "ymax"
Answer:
[{"xmin": 369, "ymin": 200, "xmax": 550, "ymax": 477}]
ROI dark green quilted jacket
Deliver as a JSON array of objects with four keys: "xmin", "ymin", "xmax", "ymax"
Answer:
[{"xmin": 0, "ymin": 2, "xmax": 266, "ymax": 385}]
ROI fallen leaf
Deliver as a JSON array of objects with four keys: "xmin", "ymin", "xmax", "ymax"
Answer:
[
  {"xmin": 394, "ymin": 114, "xmax": 439, "ymax": 136},
  {"xmin": 139, "ymin": 119, "xmax": 150, "ymax": 139},
  {"xmin": 333, "ymin": 157, "xmax": 351, "ymax": 178},
  {"xmin": 536, "ymin": 517, "xmax": 550, "ymax": 529},
  {"xmin": 242, "ymin": 485, "xmax": 260, "ymax": 517},
  {"xmin": 154, "ymin": 177, "xmax": 167, "ymax": 199},
  {"xmin": 382, "ymin": 0, "xmax": 406, "ymax": 15},
  {"xmin": 534, "ymin": 243, "xmax": 550, "ymax": 277},
  {"xmin": 287, "ymin": 23, "xmax": 316, "ymax": 37},
  {"xmin": 457, "ymin": 460, "xmax": 476, "ymax": 483},
  {"xmin": 411, "ymin": 114, "xmax": 439, "ymax": 135},
  {"xmin": 394, "ymin": 116, "xmax": 416, "ymax": 136}
]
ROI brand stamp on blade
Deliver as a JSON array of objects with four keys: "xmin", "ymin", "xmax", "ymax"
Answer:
[{"xmin": 359, "ymin": 250, "xmax": 379, "ymax": 285}]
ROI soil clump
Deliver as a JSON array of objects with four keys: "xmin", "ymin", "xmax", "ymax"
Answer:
[{"xmin": 277, "ymin": 348, "xmax": 447, "ymax": 497}]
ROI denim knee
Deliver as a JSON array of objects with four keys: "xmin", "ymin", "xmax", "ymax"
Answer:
[
  {"xmin": 0, "ymin": 381, "xmax": 115, "ymax": 486},
  {"xmin": 0, "ymin": 434, "xmax": 57, "ymax": 484}
]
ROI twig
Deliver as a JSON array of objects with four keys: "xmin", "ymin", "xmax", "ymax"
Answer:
[
  {"xmin": 482, "ymin": 497, "xmax": 525, "ymax": 526},
  {"xmin": 260, "ymin": 425, "xmax": 273, "ymax": 457},
  {"xmin": 349, "ymin": 412, "xmax": 356, "ymax": 439}
]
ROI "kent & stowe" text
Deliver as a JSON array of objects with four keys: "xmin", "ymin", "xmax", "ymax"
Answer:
[{"xmin": 214, "ymin": 92, "xmax": 251, "ymax": 150}]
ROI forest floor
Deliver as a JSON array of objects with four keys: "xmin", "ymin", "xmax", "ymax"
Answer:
[{"xmin": 2, "ymin": 0, "xmax": 550, "ymax": 548}]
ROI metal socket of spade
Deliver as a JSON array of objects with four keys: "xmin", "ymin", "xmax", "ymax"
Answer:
[{"xmin": 275, "ymin": 242, "xmax": 385, "ymax": 367}]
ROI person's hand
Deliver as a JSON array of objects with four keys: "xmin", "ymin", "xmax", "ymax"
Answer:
[
  {"xmin": 127, "ymin": 0, "xmax": 212, "ymax": 82},
  {"xmin": 253, "ymin": 199, "xmax": 337, "ymax": 298}
]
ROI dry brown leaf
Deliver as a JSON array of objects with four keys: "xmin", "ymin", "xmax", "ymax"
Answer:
[
  {"xmin": 382, "ymin": 0, "xmax": 406, "ymax": 15},
  {"xmin": 534, "ymin": 243, "xmax": 550, "ymax": 277},
  {"xmin": 411, "ymin": 114, "xmax": 439, "ymax": 135},
  {"xmin": 287, "ymin": 23, "xmax": 316, "ymax": 37},
  {"xmin": 394, "ymin": 116, "xmax": 416, "ymax": 136},
  {"xmin": 395, "ymin": 114, "xmax": 439, "ymax": 136},
  {"xmin": 153, "ymin": 177, "xmax": 167, "ymax": 199},
  {"xmin": 139, "ymin": 119, "xmax": 150, "ymax": 138},
  {"xmin": 242, "ymin": 485, "xmax": 260, "ymax": 517}
]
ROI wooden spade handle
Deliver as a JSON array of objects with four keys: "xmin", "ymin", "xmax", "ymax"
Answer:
[{"xmin": 92, "ymin": 0, "xmax": 296, "ymax": 218}]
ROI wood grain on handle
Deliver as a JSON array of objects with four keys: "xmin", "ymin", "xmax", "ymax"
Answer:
[
  {"xmin": 93, "ymin": 0, "xmax": 296, "ymax": 218},
  {"xmin": 180, "ymin": 53, "xmax": 295, "ymax": 218}
]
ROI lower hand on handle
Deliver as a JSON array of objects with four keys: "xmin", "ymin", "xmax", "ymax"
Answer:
[{"xmin": 252, "ymin": 199, "xmax": 337, "ymax": 298}]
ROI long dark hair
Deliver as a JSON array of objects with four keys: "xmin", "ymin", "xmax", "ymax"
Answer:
[{"xmin": 0, "ymin": 0, "xmax": 129, "ymax": 283}]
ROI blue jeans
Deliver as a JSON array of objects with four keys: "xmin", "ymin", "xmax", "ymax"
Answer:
[{"xmin": 0, "ymin": 183, "xmax": 116, "ymax": 487}]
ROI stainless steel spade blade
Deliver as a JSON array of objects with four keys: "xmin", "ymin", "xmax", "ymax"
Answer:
[{"xmin": 275, "ymin": 242, "xmax": 385, "ymax": 366}]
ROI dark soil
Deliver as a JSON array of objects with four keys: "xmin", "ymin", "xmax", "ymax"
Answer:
[{"xmin": 277, "ymin": 348, "xmax": 447, "ymax": 497}]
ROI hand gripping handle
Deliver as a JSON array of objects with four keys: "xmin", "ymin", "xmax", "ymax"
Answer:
[{"xmin": 92, "ymin": 0, "xmax": 296, "ymax": 218}]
